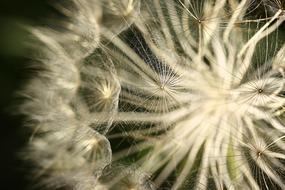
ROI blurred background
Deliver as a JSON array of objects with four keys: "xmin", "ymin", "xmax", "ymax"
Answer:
[{"xmin": 0, "ymin": 1, "xmax": 54, "ymax": 189}]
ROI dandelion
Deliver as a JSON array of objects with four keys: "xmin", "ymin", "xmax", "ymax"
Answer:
[{"xmin": 21, "ymin": 0, "xmax": 285, "ymax": 189}]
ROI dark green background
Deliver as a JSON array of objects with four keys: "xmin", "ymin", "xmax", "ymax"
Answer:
[{"xmin": 0, "ymin": 1, "xmax": 55, "ymax": 189}]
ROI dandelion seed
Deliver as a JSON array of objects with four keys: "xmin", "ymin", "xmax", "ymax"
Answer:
[
  {"xmin": 102, "ymin": 0, "xmax": 141, "ymax": 34},
  {"xmin": 97, "ymin": 164, "xmax": 155, "ymax": 190}
]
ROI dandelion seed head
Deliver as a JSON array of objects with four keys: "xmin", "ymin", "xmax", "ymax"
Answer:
[{"xmin": 21, "ymin": 0, "xmax": 285, "ymax": 189}]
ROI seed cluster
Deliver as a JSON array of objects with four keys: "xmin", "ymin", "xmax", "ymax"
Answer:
[{"xmin": 21, "ymin": 0, "xmax": 285, "ymax": 189}]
